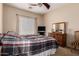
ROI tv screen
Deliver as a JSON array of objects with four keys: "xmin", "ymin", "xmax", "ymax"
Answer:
[{"xmin": 38, "ymin": 26, "xmax": 46, "ymax": 31}]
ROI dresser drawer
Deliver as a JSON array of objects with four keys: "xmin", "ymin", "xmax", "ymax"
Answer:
[{"xmin": 48, "ymin": 32, "xmax": 66, "ymax": 47}]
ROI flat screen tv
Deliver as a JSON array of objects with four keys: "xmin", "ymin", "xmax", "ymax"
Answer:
[{"xmin": 38, "ymin": 26, "xmax": 46, "ymax": 31}]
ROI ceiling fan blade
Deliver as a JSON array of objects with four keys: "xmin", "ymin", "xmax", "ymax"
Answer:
[{"xmin": 42, "ymin": 3, "xmax": 50, "ymax": 9}]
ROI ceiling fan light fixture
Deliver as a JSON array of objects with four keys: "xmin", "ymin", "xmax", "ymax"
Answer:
[
  {"xmin": 30, "ymin": 3, "xmax": 38, "ymax": 6},
  {"xmin": 29, "ymin": 7, "xmax": 32, "ymax": 9},
  {"xmin": 29, "ymin": 3, "xmax": 50, "ymax": 9},
  {"xmin": 30, "ymin": 3, "xmax": 42, "ymax": 7},
  {"xmin": 38, "ymin": 3, "xmax": 42, "ymax": 7}
]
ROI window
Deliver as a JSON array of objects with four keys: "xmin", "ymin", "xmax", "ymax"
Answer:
[{"xmin": 18, "ymin": 15, "xmax": 36, "ymax": 35}]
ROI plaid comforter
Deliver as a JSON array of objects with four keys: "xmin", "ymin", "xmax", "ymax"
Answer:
[{"xmin": 1, "ymin": 35, "xmax": 58, "ymax": 56}]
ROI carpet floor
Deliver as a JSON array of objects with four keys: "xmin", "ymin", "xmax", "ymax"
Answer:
[{"xmin": 51, "ymin": 47, "xmax": 79, "ymax": 56}]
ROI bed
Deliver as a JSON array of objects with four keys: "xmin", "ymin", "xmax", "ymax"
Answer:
[{"xmin": 0, "ymin": 34, "xmax": 58, "ymax": 56}]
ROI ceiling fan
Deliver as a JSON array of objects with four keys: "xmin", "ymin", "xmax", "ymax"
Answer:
[{"xmin": 29, "ymin": 3, "xmax": 50, "ymax": 9}]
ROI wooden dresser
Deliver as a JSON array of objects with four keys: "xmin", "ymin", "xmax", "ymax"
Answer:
[{"xmin": 49, "ymin": 32, "xmax": 66, "ymax": 47}]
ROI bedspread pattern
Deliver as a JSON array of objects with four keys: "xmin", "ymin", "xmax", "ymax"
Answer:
[{"xmin": 1, "ymin": 35, "xmax": 58, "ymax": 56}]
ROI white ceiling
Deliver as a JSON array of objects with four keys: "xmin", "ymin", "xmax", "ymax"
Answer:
[{"xmin": 5, "ymin": 3, "xmax": 66, "ymax": 14}]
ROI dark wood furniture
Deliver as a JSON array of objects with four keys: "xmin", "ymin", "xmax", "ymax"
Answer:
[
  {"xmin": 71, "ymin": 31, "xmax": 79, "ymax": 49},
  {"xmin": 49, "ymin": 32, "xmax": 66, "ymax": 47},
  {"xmin": 49, "ymin": 22, "xmax": 67, "ymax": 47},
  {"xmin": 70, "ymin": 31, "xmax": 79, "ymax": 53},
  {"xmin": 75, "ymin": 31, "xmax": 79, "ymax": 40}
]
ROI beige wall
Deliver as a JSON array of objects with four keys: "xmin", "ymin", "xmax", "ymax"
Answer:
[
  {"xmin": 3, "ymin": 5, "xmax": 43, "ymax": 33},
  {"xmin": 0, "ymin": 4, "xmax": 3, "ymax": 33},
  {"xmin": 44, "ymin": 4, "xmax": 79, "ymax": 47}
]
